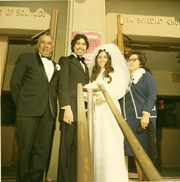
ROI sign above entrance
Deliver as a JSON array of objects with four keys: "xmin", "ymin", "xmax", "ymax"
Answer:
[
  {"xmin": 0, "ymin": 6, "xmax": 50, "ymax": 34},
  {"xmin": 106, "ymin": 13, "xmax": 180, "ymax": 44},
  {"xmin": 0, "ymin": 7, "xmax": 47, "ymax": 17},
  {"xmin": 121, "ymin": 15, "xmax": 180, "ymax": 26},
  {"xmin": 120, "ymin": 14, "xmax": 180, "ymax": 39}
]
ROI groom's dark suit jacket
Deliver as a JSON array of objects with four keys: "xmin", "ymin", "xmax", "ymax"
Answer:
[
  {"xmin": 58, "ymin": 54, "xmax": 89, "ymax": 122},
  {"xmin": 10, "ymin": 52, "xmax": 59, "ymax": 119}
]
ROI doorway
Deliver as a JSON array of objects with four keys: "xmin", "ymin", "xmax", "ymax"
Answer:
[{"xmin": 1, "ymin": 36, "xmax": 37, "ymax": 173}]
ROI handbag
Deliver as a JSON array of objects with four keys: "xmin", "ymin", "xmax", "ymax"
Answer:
[{"xmin": 136, "ymin": 121, "xmax": 157, "ymax": 163}]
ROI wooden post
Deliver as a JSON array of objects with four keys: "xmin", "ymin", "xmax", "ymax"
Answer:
[
  {"xmin": 117, "ymin": 15, "xmax": 124, "ymax": 54},
  {"xmin": 0, "ymin": 36, "xmax": 9, "ymax": 94},
  {"xmin": 83, "ymin": 87, "xmax": 101, "ymax": 169},
  {"xmin": 77, "ymin": 83, "xmax": 94, "ymax": 182},
  {"xmin": 86, "ymin": 88, "xmax": 94, "ymax": 166},
  {"xmin": 99, "ymin": 84, "xmax": 162, "ymax": 181},
  {"xmin": 49, "ymin": 9, "xmax": 58, "ymax": 61}
]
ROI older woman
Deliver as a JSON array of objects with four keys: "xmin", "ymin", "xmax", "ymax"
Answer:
[{"xmin": 120, "ymin": 50, "xmax": 157, "ymax": 181}]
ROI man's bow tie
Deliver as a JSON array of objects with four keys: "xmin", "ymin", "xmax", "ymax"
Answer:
[
  {"xmin": 77, "ymin": 56, "xmax": 85, "ymax": 64},
  {"xmin": 41, "ymin": 55, "xmax": 52, "ymax": 60}
]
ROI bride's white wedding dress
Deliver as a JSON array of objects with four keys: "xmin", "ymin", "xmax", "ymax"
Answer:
[{"xmin": 93, "ymin": 69, "xmax": 128, "ymax": 182}]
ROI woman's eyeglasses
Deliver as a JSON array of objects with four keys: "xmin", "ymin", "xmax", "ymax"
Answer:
[{"xmin": 127, "ymin": 58, "xmax": 139, "ymax": 63}]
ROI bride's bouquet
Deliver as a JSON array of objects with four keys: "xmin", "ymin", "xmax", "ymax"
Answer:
[{"xmin": 83, "ymin": 81, "xmax": 105, "ymax": 104}]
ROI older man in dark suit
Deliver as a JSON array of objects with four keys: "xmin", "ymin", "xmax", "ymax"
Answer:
[
  {"xmin": 10, "ymin": 34, "xmax": 59, "ymax": 182},
  {"xmin": 57, "ymin": 33, "xmax": 89, "ymax": 182}
]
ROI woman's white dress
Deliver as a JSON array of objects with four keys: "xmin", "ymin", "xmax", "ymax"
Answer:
[{"xmin": 93, "ymin": 69, "xmax": 128, "ymax": 182}]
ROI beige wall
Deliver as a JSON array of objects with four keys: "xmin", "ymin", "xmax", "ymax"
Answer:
[
  {"xmin": 106, "ymin": 0, "xmax": 180, "ymax": 18},
  {"xmin": 152, "ymin": 71, "xmax": 180, "ymax": 96},
  {"xmin": 73, "ymin": 0, "xmax": 106, "ymax": 42},
  {"xmin": 1, "ymin": 126, "xmax": 15, "ymax": 166},
  {"xmin": 160, "ymin": 128, "xmax": 180, "ymax": 167},
  {"xmin": 3, "ymin": 65, "xmax": 13, "ymax": 91},
  {"xmin": 66, "ymin": 0, "xmax": 106, "ymax": 54}
]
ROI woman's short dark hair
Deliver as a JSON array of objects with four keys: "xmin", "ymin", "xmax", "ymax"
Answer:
[
  {"xmin": 126, "ymin": 50, "xmax": 147, "ymax": 67},
  {"xmin": 71, "ymin": 34, "xmax": 89, "ymax": 52}
]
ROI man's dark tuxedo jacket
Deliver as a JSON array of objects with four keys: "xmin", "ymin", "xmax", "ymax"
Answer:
[
  {"xmin": 58, "ymin": 54, "xmax": 89, "ymax": 122},
  {"xmin": 10, "ymin": 52, "xmax": 59, "ymax": 119}
]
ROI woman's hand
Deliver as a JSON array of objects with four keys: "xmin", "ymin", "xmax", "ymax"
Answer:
[
  {"xmin": 63, "ymin": 106, "xmax": 74, "ymax": 125},
  {"xmin": 141, "ymin": 112, "xmax": 150, "ymax": 129}
]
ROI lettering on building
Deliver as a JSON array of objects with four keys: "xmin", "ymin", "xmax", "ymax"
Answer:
[
  {"xmin": 0, "ymin": 7, "xmax": 46, "ymax": 18},
  {"xmin": 123, "ymin": 15, "xmax": 180, "ymax": 26}
]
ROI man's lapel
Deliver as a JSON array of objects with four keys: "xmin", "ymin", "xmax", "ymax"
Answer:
[
  {"xmin": 36, "ymin": 53, "xmax": 58, "ymax": 83},
  {"xmin": 50, "ymin": 61, "xmax": 58, "ymax": 82},
  {"xmin": 69, "ymin": 54, "xmax": 85, "ymax": 73},
  {"xmin": 36, "ymin": 53, "xmax": 49, "ymax": 80},
  {"xmin": 85, "ymin": 65, "xmax": 89, "ymax": 83}
]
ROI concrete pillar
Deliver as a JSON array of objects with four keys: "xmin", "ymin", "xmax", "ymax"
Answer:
[{"xmin": 65, "ymin": 0, "xmax": 106, "ymax": 55}]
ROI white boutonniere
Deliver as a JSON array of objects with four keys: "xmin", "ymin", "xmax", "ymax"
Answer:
[{"xmin": 55, "ymin": 64, "xmax": 61, "ymax": 71}]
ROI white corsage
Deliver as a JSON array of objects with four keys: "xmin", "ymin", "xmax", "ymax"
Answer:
[
  {"xmin": 131, "ymin": 68, "xmax": 145, "ymax": 84},
  {"xmin": 55, "ymin": 64, "xmax": 61, "ymax": 71}
]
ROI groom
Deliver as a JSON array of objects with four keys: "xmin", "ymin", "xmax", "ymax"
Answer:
[{"xmin": 57, "ymin": 33, "xmax": 89, "ymax": 182}]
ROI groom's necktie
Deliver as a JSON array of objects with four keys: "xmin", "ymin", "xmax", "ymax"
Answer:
[{"xmin": 77, "ymin": 56, "xmax": 85, "ymax": 64}]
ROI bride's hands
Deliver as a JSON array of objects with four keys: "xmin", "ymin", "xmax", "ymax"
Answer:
[{"xmin": 95, "ymin": 94, "xmax": 103, "ymax": 103}]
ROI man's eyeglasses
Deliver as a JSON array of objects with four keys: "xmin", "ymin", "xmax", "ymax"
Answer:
[{"xmin": 127, "ymin": 58, "xmax": 139, "ymax": 63}]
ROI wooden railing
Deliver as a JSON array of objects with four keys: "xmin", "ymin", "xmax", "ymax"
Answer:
[
  {"xmin": 77, "ymin": 83, "xmax": 94, "ymax": 182},
  {"xmin": 77, "ymin": 83, "xmax": 162, "ymax": 182}
]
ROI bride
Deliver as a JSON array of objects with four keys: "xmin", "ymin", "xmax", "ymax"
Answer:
[{"xmin": 85, "ymin": 43, "xmax": 130, "ymax": 181}]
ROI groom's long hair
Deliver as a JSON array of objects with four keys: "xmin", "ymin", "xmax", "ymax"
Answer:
[{"xmin": 91, "ymin": 49, "xmax": 114, "ymax": 83}]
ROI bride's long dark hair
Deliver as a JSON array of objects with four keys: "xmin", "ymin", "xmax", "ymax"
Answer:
[{"xmin": 90, "ymin": 49, "xmax": 114, "ymax": 83}]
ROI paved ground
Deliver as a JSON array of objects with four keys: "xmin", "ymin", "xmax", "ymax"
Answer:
[{"xmin": 1, "ymin": 167, "xmax": 180, "ymax": 182}]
